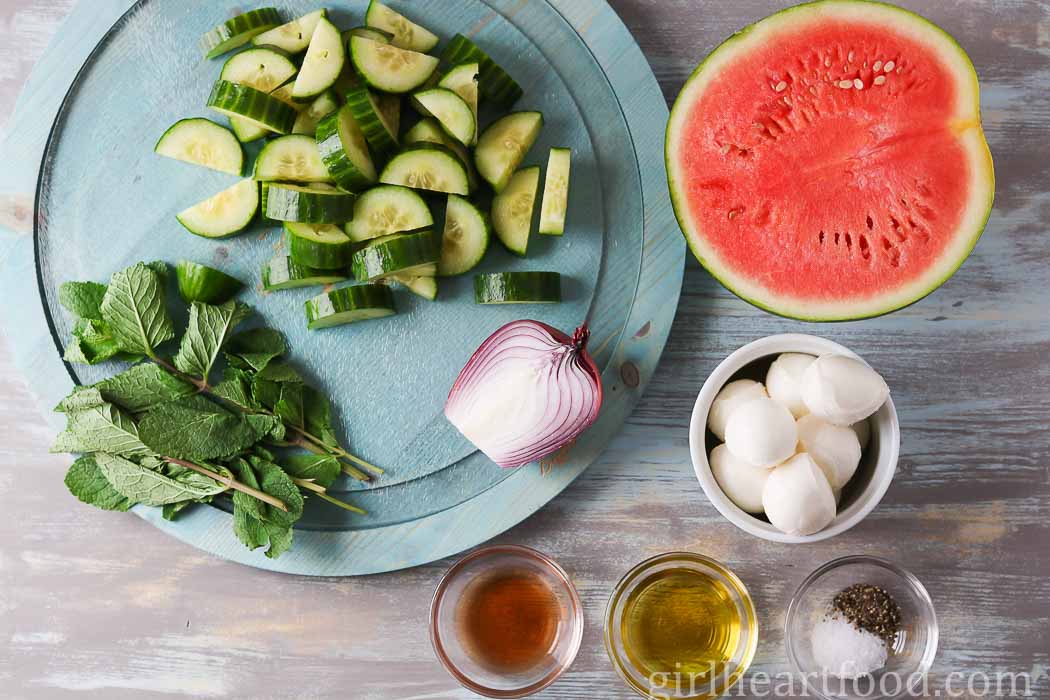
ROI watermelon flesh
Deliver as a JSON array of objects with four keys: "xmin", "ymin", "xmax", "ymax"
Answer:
[{"xmin": 666, "ymin": 1, "xmax": 994, "ymax": 320}]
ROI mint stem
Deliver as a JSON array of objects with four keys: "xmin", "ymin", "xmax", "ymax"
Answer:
[
  {"xmin": 164, "ymin": 457, "xmax": 288, "ymax": 512},
  {"xmin": 292, "ymin": 437, "xmax": 370, "ymax": 482}
]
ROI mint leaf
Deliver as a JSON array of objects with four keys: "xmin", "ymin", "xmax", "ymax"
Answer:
[
  {"xmin": 162, "ymin": 501, "xmax": 195, "ymax": 521},
  {"xmin": 225, "ymin": 328, "xmax": 286, "ymax": 372},
  {"xmin": 137, "ymin": 395, "xmax": 260, "ymax": 461},
  {"xmin": 256, "ymin": 362, "xmax": 303, "ymax": 383},
  {"xmin": 55, "ymin": 386, "xmax": 105, "ymax": 413},
  {"xmin": 248, "ymin": 457, "xmax": 304, "ymax": 528},
  {"xmin": 51, "ymin": 403, "xmax": 152, "ymax": 457},
  {"xmin": 229, "ymin": 458, "xmax": 301, "ymax": 559},
  {"xmin": 59, "ymin": 281, "xmax": 107, "ymax": 320},
  {"xmin": 275, "ymin": 382, "xmax": 305, "ymax": 430},
  {"xmin": 64, "ymin": 455, "xmax": 134, "ymax": 511},
  {"xmin": 245, "ymin": 413, "xmax": 285, "ymax": 442},
  {"xmin": 281, "ymin": 454, "xmax": 340, "ymax": 488},
  {"xmin": 303, "ymin": 386, "xmax": 340, "ymax": 447},
  {"xmin": 173, "ymin": 301, "xmax": 250, "ymax": 381},
  {"xmin": 94, "ymin": 452, "xmax": 225, "ymax": 506},
  {"xmin": 100, "ymin": 262, "xmax": 174, "ymax": 356},
  {"xmin": 64, "ymin": 319, "xmax": 141, "ymax": 365},
  {"xmin": 94, "ymin": 362, "xmax": 196, "ymax": 413},
  {"xmin": 212, "ymin": 367, "xmax": 258, "ymax": 409},
  {"xmin": 144, "ymin": 260, "xmax": 169, "ymax": 281}
]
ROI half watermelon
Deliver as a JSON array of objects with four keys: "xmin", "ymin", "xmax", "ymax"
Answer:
[{"xmin": 666, "ymin": 0, "xmax": 994, "ymax": 321}]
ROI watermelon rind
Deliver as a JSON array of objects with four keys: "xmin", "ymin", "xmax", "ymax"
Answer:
[{"xmin": 665, "ymin": 0, "xmax": 995, "ymax": 321}]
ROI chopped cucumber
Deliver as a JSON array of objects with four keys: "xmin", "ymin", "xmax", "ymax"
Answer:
[
  {"xmin": 403, "ymin": 118, "xmax": 478, "ymax": 191},
  {"xmin": 263, "ymin": 255, "xmax": 348, "ymax": 290},
  {"xmin": 251, "ymin": 9, "xmax": 327, "ymax": 54},
  {"xmin": 220, "ymin": 47, "xmax": 298, "ymax": 93},
  {"xmin": 379, "ymin": 144, "xmax": 469, "ymax": 195},
  {"xmin": 391, "ymin": 273, "xmax": 437, "ymax": 300},
  {"xmin": 538, "ymin": 148, "xmax": 571, "ymax": 235},
  {"xmin": 285, "ymin": 222, "xmax": 354, "ymax": 269},
  {"xmin": 345, "ymin": 85, "xmax": 398, "ymax": 156},
  {"xmin": 176, "ymin": 179, "xmax": 259, "ymax": 239},
  {"xmin": 200, "ymin": 8, "xmax": 280, "ymax": 59},
  {"xmin": 263, "ymin": 182, "xmax": 356, "ymax": 223},
  {"xmin": 292, "ymin": 89, "xmax": 340, "ymax": 135},
  {"xmin": 154, "ymin": 118, "xmax": 243, "ymax": 175},
  {"xmin": 229, "ymin": 117, "xmax": 269, "ymax": 144},
  {"xmin": 207, "ymin": 79, "xmax": 297, "ymax": 134},
  {"xmin": 491, "ymin": 167, "xmax": 539, "ymax": 256},
  {"xmin": 268, "ymin": 82, "xmax": 303, "ymax": 109},
  {"xmin": 437, "ymin": 63, "xmax": 478, "ymax": 145},
  {"xmin": 438, "ymin": 195, "xmax": 489, "ymax": 276},
  {"xmin": 315, "ymin": 105, "xmax": 377, "ymax": 191},
  {"xmin": 350, "ymin": 36, "xmax": 438, "ymax": 94},
  {"xmin": 293, "ymin": 17, "xmax": 345, "ymax": 100},
  {"xmin": 176, "ymin": 260, "xmax": 244, "ymax": 304},
  {"xmin": 411, "ymin": 88, "xmax": 475, "ymax": 146},
  {"xmin": 255, "ymin": 135, "xmax": 333, "ymax": 182},
  {"xmin": 346, "ymin": 26, "xmax": 393, "ymax": 44},
  {"xmin": 475, "ymin": 111, "xmax": 543, "ymax": 192},
  {"xmin": 351, "ymin": 230, "xmax": 438, "ymax": 281},
  {"xmin": 438, "ymin": 34, "xmax": 522, "ymax": 108},
  {"xmin": 346, "ymin": 185, "xmax": 433, "ymax": 242},
  {"xmin": 364, "ymin": 0, "xmax": 439, "ymax": 53},
  {"xmin": 305, "ymin": 284, "xmax": 396, "ymax": 329},
  {"xmin": 474, "ymin": 272, "xmax": 562, "ymax": 304}
]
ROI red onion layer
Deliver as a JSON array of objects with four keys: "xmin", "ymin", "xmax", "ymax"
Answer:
[{"xmin": 444, "ymin": 320, "xmax": 603, "ymax": 468}]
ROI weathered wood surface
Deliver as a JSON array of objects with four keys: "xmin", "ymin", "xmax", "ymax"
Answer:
[{"xmin": 1, "ymin": 0, "xmax": 1048, "ymax": 697}]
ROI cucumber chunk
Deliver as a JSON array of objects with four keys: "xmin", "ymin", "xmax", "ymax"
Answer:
[
  {"xmin": 263, "ymin": 182, "xmax": 356, "ymax": 223},
  {"xmin": 345, "ymin": 85, "xmax": 399, "ymax": 156},
  {"xmin": 437, "ymin": 63, "xmax": 479, "ymax": 145},
  {"xmin": 391, "ymin": 274, "xmax": 437, "ymax": 300},
  {"xmin": 305, "ymin": 284, "xmax": 397, "ymax": 329},
  {"xmin": 293, "ymin": 16, "xmax": 345, "ymax": 100},
  {"xmin": 350, "ymin": 36, "xmax": 438, "ymax": 94},
  {"xmin": 346, "ymin": 185, "xmax": 433, "ymax": 242},
  {"xmin": 220, "ymin": 47, "xmax": 298, "ymax": 93},
  {"xmin": 292, "ymin": 89, "xmax": 340, "ymax": 135},
  {"xmin": 315, "ymin": 105, "xmax": 377, "ymax": 191},
  {"xmin": 176, "ymin": 179, "xmax": 259, "ymax": 239},
  {"xmin": 351, "ymin": 230, "xmax": 438, "ymax": 281},
  {"xmin": 475, "ymin": 111, "xmax": 543, "ymax": 192},
  {"xmin": 176, "ymin": 260, "xmax": 244, "ymax": 304},
  {"xmin": 411, "ymin": 88, "xmax": 475, "ymax": 146},
  {"xmin": 438, "ymin": 34, "xmax": 522, "ymax": 108},
  {"xmin": 364, "ymin": 0, "xmax": 439, "ymax": 52},
  {"xmin": 255, "ymin": 135, "xmax": 333, "ymax": 182},
  {"xmin": 285, "ymin": 222, "xmax": 354, "ymax": 269},
  {"xmin": 154, "ymin": 118, "xmax": 243, "ymax": 175},
  {"xmin": 491, "ymin": 167, "xmax": 539, "ymax": 256},
  {"xmin": 346, "ymin": 26, "xmax": 393, "ymax": 44},
  {"xmin": 200, "ymin": 8, "xmax": 280, "ymax": 59},
  {"xmin": 251, "ymin": 9, "xmax": 327, "ymax": 54},
  {"xmin": 403, "ymin": 118, "xmax": 478, "ymax": 191},
  {"xmin": 379, "ymin": 145, "xmax": 469, "ymax": 195},
  {"xmin": 207, "ymin": 79, "xmax": 297, "ymax": 134},
  {"xmin": 538, "ymin": 148, "xmax": 571, "ymax": 235},
  {"xmin": 438, "ymin": 195, "xmax": 490, "ymax": 276},
  {"xmin": 263, "ymin": 255, "xmax": 348, "ymax": 290},
  {"xmin": 474, "ymin": 272, "xmax": 561, "ymax": 304}
]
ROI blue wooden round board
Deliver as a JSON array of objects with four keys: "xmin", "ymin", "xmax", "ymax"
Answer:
[{"xmin": 8, "ymin": 0, "xmax": 684, "ymax": 575}]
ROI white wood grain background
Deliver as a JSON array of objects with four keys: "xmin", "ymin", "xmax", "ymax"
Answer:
[{"xmin": 1, "ymin": 1, "xmax": 1048, "ymax": 698}]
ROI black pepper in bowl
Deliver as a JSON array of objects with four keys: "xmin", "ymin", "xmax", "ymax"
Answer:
[{"xmin": 832, "ymin": 583, "xmax": 903, "ymax": 647}]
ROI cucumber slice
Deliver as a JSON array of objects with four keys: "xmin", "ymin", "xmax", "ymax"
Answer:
[
  {"xmin": 176, "ymin": 260, "xmax": 244, "ymax": 304},
  {"xmin": 263, "ymin": 182, "xmax": 356, "ymax": 223},
  {"xmin": 346, "ymin": 26, "xmax": 393, "ymax": 44},
  {"xmin": 474, "ymin": 272, "xmax": 561, "ymax": 304},
  {"xmin": 346, "ymin": 185, "xmax": 433, "ymax": 242},
  {"xmin": 262, "ymin": 255, "xmax": 348, "ymax": 290},
  {"xmin": 220, "ymin": 47, "xmax": 298, "ymax": 93},
  {"xmin": 391, "ymin": 274, "xmax": 437, "ymax": 300},
  {"xmin": 251, "ymin": 9, "xmax": 327, "ymax": 54},
  {"xmin": 379, "ymin": 145, "xmax": 469, "ymax": 195},
  {"xmin": 268, "ymin": 83, "xmax": 303, "ymax": 110},
  {"xmin": 200, "ymin": 8, "xmax": 280, "ymax": 59},
  {"xmin": 230, "ymin": 82, "xmax": 303, "ymax": 143},
  {"xmin": 411, "ymin": 88, "xmax": 475, "ymax": 146},
  {"xmin": 364, "ymin": 0, "xmax": 439, "ymax": 53},
  {"xmin": 475, "ymin": 111, "xmax": 543, "ymax": 192},
  {"xmin": 292, "ymin": 89, "xmax": 340, "ymax": 135},
  {"xmin": 176, "ymin": 179, "xmax": 259, "ymax": 239},
  {"xmin": 255, "ymin": 135, "xmax": 333, "ymax": 182},
  {"xmin": 438, "ymin": 34, "xmax": 522, "ymax": 108},
  {"xmin": 438, "ymin": 195, "xmax": 490, "ymax": 276},
  {"xmin": 491, "ymin": 167, "xmax": 539, "ymax": 256},
  {"xmin": 403, "ymin": 118, "xmax": 478, "ymax": 191},
  {"xmin": 350, "ymin": 36, "xmax": 439, "ymax": 94},
  {"xmin": 351, "ymin": 230, "xmax": 438, "ymax": 281},
  {"xmin": 316, "ymin": 105, "xmax": 377, "ymax": 191},
  {"xmin": 438, "ymin": 63, "xmax": 479, "ymax": 145},
  {"xmin": 305, "ymin": 284, "xmax": 397, "ymax": 329},
  {"xmin": 207, "ymin": 79, "xmax": 296, "ymax": 134},
  {"xmin": 154, "ymin": 118, "xmax": 243, "ymax": 175},
  {"xmin": 538, "ymin": 148, "xmax": 571, "ymax": 235},
  {"xmin": 346, "ymin": 85, "xmax": 399, "ymax": 156},
  {"xmin": 285, "ymin": 222, "xmax": 354, "ymax": 269},
  {"xmin": 293, "ymin": 17, "xmax": 345, "ymax": 100}
]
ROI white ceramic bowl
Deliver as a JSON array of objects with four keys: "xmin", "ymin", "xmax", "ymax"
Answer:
[{"xmin": 689, "ymin": 334, "xmax": 900, "ymax": 543}]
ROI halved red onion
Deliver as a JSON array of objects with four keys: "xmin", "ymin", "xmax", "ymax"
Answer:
[{"xmin": 444, "ymin": 320, "xmax": 603, "ymax": 468}]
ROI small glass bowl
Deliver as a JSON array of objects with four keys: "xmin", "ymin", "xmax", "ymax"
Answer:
[
  {"xmin": 786, "ymin": 556, "xmax": 938, "ymax": 700},
  {"xmin": 604, "ymin": 552, "xmax": 758, "ymax": 699},
  {"xmin": 429, "ymin": 544, "xmax": 584, "ymax": 698}
]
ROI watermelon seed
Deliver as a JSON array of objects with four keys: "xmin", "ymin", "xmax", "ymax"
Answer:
[
  {"xmin": 847, "ymin": 50, "xmax": 855, "ymax": 63},
  {"xmin": 873, "ymin": 60, "xmax": 883, "ymax": 72},
  {"xmin": 874, "ymin": 76, "xmax": 887, "ymax": 86},
  {"xmin": 854, "ymin": 78, "xmax": 864, "ymax": 90},
  {"xmin": 881, "ymin": 237, "xmax": 892, "ymax": 251},
  {"xmin": 824, "ymin": 57, "xmax": 832, "ymax": 67},
  {"xmin": 883, "ymin": 60, "xmax": 896, "ymax": 72},
  {"xmin": 845, "ymin": 233, "xmax": 853, "ymax": 250},
  {"xmin": 860, "ymin": 236, "xmax": 871, "ymax": 260},
  {"xmin": 819, "ymin": 230, "xmax": 826, "ymax": 244},
  {"xmin": 837, "ymin": 80, "xmax": 853, "ymax": 89},
  {"xmin": 834, "ymin": 232, "xmax": 841, "ymax": 245},
  {"xmin": 866, "ymin": 215, "xmax": 874, "ymax": 230},
  {"xmin": 775, "ymin": 81, "xmax": 788, "ymax": 92}
]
